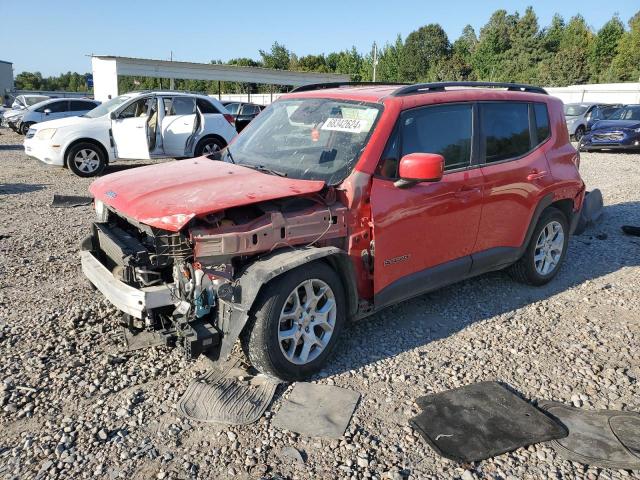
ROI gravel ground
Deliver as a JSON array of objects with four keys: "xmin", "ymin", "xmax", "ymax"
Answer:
[{"xmin": 1, "ymin": 128, "xmax": 639, "ymax": 480}]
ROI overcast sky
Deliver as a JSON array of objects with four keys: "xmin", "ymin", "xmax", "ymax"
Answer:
[{"xmin": 4, "ymin": 0, "xmax": 639, "ymax": 76}]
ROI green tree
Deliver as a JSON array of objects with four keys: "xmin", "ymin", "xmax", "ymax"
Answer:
[
  {"xmin": 376, "ymin": 35, "xmax": 406, "ymax": 82},
  {"xmin": 610, "ymin": 12, "xmax": 640, "ymax": 82},
  {"xmin": 400, "ymin": 23, "xmax": 451, "ymax": 81},
  {"xmin": 589, "ymin": 15, "xmax": 625, "ymax": 81},
  {"xmin": 471, "ymin": 10, "xmax": 518, "ymax": 80},
  {"xmin": 259, "ymin": 42, "xmax": 291, "ymax": 70}
]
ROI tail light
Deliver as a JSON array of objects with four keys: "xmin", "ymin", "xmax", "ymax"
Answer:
[{"xmin": 224, "ymin": 114, "xmax": 235, "ymax": 126}]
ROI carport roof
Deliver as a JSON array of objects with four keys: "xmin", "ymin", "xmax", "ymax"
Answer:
[{"xmin": 90, "ymin": 55, "xmax": 350, "ymax": 86}]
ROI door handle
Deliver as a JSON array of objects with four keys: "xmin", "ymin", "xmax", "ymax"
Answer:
[
  {"xmin": 135, "ymin": 125, "xmax": 144, "ymax": 129},
  {"xmin": 527, "ymin": 169, "xmax": 548, "ymax": 181}
]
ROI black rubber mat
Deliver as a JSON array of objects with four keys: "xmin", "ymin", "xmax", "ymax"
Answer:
[
  {"xmin": 122, "ymin": 328, "xmax": 164, "ymax": 351},
  {"xmin": 50, "ymin": 194, "xmax": 93, "ymax": 208},
  {"xmin": 410, "ymin": 382, "xmax": 567, "ymax": 463},
  {"xmin": 271, "ymin": 382, "xmax": 360, "ymax": 438},
  {"xmin": 178, "ymin": 357, "xmax": 279, "ymax": 425},
  {"xmin": 540, "ymin": 401, "xmax": 640, "ymax": 469}
]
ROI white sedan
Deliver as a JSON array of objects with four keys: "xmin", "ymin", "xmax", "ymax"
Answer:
[{"xmin": 24, "ymin": 91, "xmax": 237, "ymax": 177}]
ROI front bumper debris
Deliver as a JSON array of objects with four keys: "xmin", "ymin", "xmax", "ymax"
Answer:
[{"xmin": 80, "ymin": 250, "xmax": 174, "ymax": 318}]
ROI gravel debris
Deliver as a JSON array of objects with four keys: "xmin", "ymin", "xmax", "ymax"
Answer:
[{"xmin": 1, "ymin": 129, "xmax": 639, "ymax": 478}]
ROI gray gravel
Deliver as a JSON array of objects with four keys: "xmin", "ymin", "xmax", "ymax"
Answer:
[{"xmin": 1, "ymin": 128, "xmax": 639, "ymax": 479}]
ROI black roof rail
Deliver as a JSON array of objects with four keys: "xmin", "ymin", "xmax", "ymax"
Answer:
[
  {"xmin": 291, "ymin": 82, "xmax": 407, "ymax": 93},
  {"xmin": 391, "ymin": 81, "xmax": 548, "ymax": 96}
]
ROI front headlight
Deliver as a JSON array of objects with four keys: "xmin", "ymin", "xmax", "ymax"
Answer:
[
  {"xmin": 94, "ymin": 199, "xmax": 109, "ymax": 223},
  {"xmin": 35, "ymin": 128, "xmax": 57, "ymax": 140},
  {"xmin": 634, "ymin": 127, "xmax": 640, "ymax": 133}
]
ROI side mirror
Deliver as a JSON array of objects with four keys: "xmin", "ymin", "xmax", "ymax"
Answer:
[
  {"xmin": 394, "ymin": 153, "xmax": 444, "ymax": 188},
  {"xmin": 43, "ymin": 108, "xmax": 52, "ymax": 115},
  {"xmin": 110, "ymin": 111, "xmax": 117, "ymax": 120}
]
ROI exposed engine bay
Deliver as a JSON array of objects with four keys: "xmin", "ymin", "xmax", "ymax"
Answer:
[{"xmin": 82, "ymin": 193, "xmax": 348, "ymax": 358}]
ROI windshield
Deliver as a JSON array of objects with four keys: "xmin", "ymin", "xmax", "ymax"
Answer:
[
  {"xmin": 224, "ymin": 98, "xmax": 381, "ymax": 185},
  {"xmin": 28, "ymin": 99, "xmax": 52, "ymax": 111},
  {"xmin": 83, "ymin": 95, "xmax": 132, "ymax": 118},
  {"xmin": 564, "ymin": 104, "xmax": 589, "ymax": 117},
  {"xmin": 607, "ymin": 106, "xmax": 640, "ymax": 121}
]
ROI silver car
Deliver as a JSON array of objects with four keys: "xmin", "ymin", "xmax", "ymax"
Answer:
[
  {"xmin": 564, "ymin": 103, "xmax": 620, "ymax": 141},
  {"xmin": 18, "ymin": 98, "xmax": 100, "ymax": 135}
]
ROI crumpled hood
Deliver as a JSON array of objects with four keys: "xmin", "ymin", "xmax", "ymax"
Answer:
[
  {"xmin": 591, "ymin": 119, "xmax": 640, "ymax": 131},
  {"xmin": 89, "ymin": 158, "xmax": 326, "ymax": 231}
]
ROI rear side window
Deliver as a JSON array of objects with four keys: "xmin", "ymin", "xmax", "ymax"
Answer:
[
  {"xmin": 225, "ymin": 103, "xmax": 240, "ymax": 115},
  {"xmin": 533, "ymin": 103, "xmax": 550, "ymax": 143},
  {"xmin": 401, "ymin": 104, "xmax": 473, "ymax": 171},
  {"xmin": 481, "ymin": 103, "xmax": 531, "ymax": 163},
  {"xmin": 70, "ymin": 100, "xmax": 95, "ymax": 111},
  {"xmin": 167, "ymin": 97, "xmax": 196, "ymax": 116},
  {"xmin": 196, "ymin": 98, "xmax": 219, "ymax": 114}
]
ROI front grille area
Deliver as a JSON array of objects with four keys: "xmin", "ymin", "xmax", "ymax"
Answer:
[
  {"xmin": 593, "ymin": 132, "xmax": 624, "ymax": 141},
  {"xmin": 108, "ymin": 212, "xmax": 191, "ymax": 269}
]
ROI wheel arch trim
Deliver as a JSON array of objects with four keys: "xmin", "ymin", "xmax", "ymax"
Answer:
[{"xmin": 216, "ymin": 247, "xmax": 358, "ymax": 360}]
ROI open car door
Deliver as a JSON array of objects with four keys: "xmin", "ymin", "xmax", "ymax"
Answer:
[
  {"xmin": 111, "ymin": 96, "xmax": 154, "ymax": 160},
  {"xmin": 161, "ymin": 96, "xmax": 197, "ymax": 157}
]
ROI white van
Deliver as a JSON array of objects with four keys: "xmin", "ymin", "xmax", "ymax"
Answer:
[{"xmin": 24, "ymin": 91, "xmax": 237, "ymax": 177}]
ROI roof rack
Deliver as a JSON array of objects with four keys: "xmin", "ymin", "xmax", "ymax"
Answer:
[
  {"xmin": 290, "ymin": 82, "xmax": 407, "ymax": 93},
  {"xmin": 391, "ymin": 81, "xmax": 547, "ymax": 96}
]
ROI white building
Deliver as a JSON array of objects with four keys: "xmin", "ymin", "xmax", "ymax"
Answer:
[{"xmin": 0, "ymin": 60, "xmax": 14, "ymax": 103}]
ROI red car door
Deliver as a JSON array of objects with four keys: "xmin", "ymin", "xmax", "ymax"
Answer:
[
  {"xmin": 475, "ymin": 102, "xmax": 555, "ymax": 253},
  {"xmin": 370, "ymin": 103, "xmax": 483, "ymax": 307}
]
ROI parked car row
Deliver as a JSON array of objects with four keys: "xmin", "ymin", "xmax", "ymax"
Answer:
[
  {"xmin": 1, "ymin": 95, "xmax": 99, "ymax": 134},
  {"xmin": 579, "ymin": 104, "xmax": 640, "ymax": 151},
  {"xmin": 563, "ymin": 102, "xmax": 622, "ymax": 141},
  {"xmin": 221, "ymin": 101, "xmax": 265, "ymax": 132}
]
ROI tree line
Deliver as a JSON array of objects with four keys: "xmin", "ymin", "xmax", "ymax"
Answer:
[{"xmin": 14, "ymin": 7, "xmax": 640, "ymax": 95}]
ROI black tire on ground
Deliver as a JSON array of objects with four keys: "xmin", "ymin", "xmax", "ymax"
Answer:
[
  {"xmin": 574, "ymin": 125, "xmax": 585, "ymax": 142},
  {"xmin": 241, "ymin": 262, "xmax": 346, "ymax": 381},
  {"xmin": 509, "ymin": 207, "xmax": 570, "ymax": 286},
  {"xmin": 66, "ymin": 142, "xmax": 106, "ymax": 177},
  {"xmin": 194, "ymin": 137, "xmax": 225, "ymax": 157},
  {"xmin": 20, "ymin": 122, "xmax": 33, "ymax": 135}
]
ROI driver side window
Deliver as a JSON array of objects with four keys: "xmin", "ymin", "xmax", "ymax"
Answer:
[
  {"xmin": 119, "ymin": 98, "xmax": 150, "ymax": 119},
  {"xmin": 377, "ymin": 103, "xmax": 473, "ymax": 179}
]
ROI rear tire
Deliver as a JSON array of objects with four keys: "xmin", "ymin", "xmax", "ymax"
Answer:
[
  {"xmin": 194, "ymin": 137, "xmax": 225, "ymax": 157},
  {"xmin": 509, "ymin": 207, "xmax": 569, "ymax": 286},
  {"xmin": 66, "ymin": 142, "xmax": 106, "ymax": 177},
  {"xmin": 241, "ymin": 262, "xmax": 346, "ymax": 381}
]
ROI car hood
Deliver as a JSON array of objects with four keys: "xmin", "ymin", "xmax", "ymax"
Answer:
[
  {"xmin": 31, "ymin": 115, "xmax": 94, "ymax": 130},
  {"xmin": 89, "ymin": 158, "xmax": 326, "ymax": 231},
  {"xmin": 591, "ymin": 120, "xmax": 640, "ymax": 131}
]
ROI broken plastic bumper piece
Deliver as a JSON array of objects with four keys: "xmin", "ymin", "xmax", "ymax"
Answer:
[{"xmin": 80, "ymin": 250, "xmax": 174, "ymax": 318}]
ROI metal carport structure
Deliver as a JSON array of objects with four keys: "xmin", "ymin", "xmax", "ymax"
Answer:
[{"xmin": 91, "ymin": 55, "xmax": 350, "ymax": 102}]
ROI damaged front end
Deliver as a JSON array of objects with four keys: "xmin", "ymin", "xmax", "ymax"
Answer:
[{"xmin": 81, "ymin": 194, "xmax": 348, "ymax": 359}]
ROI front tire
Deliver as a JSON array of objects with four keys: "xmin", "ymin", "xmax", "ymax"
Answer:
[
  {"xmin": 66, "ymin": 142, "xmax": 106, "ymax": 177},
  {"xmin": 241, "ymin": 262, "xmax": 346, "ymax": 381},
  {"xmin": 509, "ymin": 207, "xmax": 569, "ymax": 286},
  {"xmin": 20, "ymin": 122, "xmax": 33, "ymax": 135},
  {"xmin": 574, "ymin": 125, "xmax": 585, "ymax": 142}
]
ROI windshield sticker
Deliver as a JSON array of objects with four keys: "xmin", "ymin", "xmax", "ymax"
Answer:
[{"xmin": 321, "ymin": 118, "xmax": 365, "ymax": 133}]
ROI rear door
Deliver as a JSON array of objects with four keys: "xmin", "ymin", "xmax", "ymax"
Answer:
[
  {"xmin": 370, "ymin": 103, "xmax": 483, "ymax": 305},
  {"xmin": 111, "ymin": 96, "xmax": 153, "ymax": 160},
  {"xmin": 161, "ymin": 96, "xmax": 197, "ymax": 156},
  {"xmin": 475, "ymin": 102, "xmax": 553, "ymax": 253}
]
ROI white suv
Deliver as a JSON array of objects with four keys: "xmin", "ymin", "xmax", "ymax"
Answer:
[{"xmin": 24, "ymin": 91, "xmax": 237, "ymax": 177}]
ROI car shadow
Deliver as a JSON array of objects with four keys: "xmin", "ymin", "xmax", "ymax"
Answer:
[
  {"xmin": 102, "ymin": 163, "xmax": 154, "ymax": 174},
  {"xmin": 322, "ymin": 200, "xmax": 640, "ymax": 378},
  {"xmin": 0, "ymin": 183, "xmax": 48, "ymax": 194},
  {"xmin": 0, "ymin": 144, "xmax": 24, "ymax": 151}
]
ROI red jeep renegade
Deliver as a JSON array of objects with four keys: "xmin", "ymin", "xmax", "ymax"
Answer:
[{"xmin": 82, "ymin": 82, "xmax": 585, "ymax": 380}]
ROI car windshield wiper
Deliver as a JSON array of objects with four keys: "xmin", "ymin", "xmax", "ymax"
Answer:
[{"xmin": 246, "ymin": 164, "xmax": 288, "ymax": 177}]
